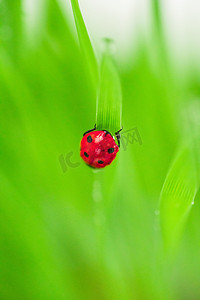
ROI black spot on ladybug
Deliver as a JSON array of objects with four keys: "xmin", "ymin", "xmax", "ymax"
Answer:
[
  {"xmin": 108, "ymin": 148, "xmax": 114, "ymax": 154},
  {"xmin": 87, "ymin": 135, "xmax": 92, "ymax": 143},
  {"xmin": 98, "ymin": 160, "xmax": 104, "ymax": 164},
  {"xmin": 84, "ymin": 152, "xmax": 89, "ymax": 157}
]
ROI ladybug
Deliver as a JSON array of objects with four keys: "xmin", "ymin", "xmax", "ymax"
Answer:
[{"xmin": 80, "ymin": 124, "xmax": 122, "ymax": 168}]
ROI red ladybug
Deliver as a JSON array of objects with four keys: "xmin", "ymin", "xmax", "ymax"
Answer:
[{"xmin": 80, "ymin": 125, "xmax": 122, "ymax": 168}]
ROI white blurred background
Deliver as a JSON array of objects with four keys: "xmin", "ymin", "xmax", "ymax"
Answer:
[{"xmin": 24, "ymin": 0, "xmax": 200, "ymax": 67}]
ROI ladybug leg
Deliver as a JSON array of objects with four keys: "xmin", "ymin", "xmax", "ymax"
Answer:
[
  {"xmin": 83, "ymin": 124, "xmax": 96, "ymax": 136},
  {"xmin": 115, "ymin": 127, "xmax": 123, "ymax": 148}
]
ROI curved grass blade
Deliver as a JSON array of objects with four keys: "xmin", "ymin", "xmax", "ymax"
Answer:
[
  {"xmin": 70, "ymin": 0, "xmax": 98, "ymax": 89},
  {"xmin": 160, "ymin": 147, "xmax": 198, "ymax": 249},
  {"xmin": 159, "ymin": 101, "xmax": 200, "ymax": 249},
  {"xmin": 96, "ymin": 43, "xmax": 122, "ymax": 135}
]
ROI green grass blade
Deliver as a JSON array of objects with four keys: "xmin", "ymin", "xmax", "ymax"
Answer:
[
  {"xmin": 96, "ymin": 47, "xmax": 122, "ymax": 135},
  {"xmin": 160, "ymin": 101, "xmax": 200, "ymax": 249},
  {"xmin": 160, "ymin": 147, "xmax": 198, "ymax": 248},
  {"xmin": 152, "ymin": 0, "xmax": 162, "ymax": 36},
  {"xmin": 70, "ymin": 0, "xmax": 98, "ymax": 89}
]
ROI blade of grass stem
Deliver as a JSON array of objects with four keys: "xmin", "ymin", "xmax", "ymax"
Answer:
[
  {"xmin": 96, "ymin": 44, "xmax": 122, "ymax": 135},
  {"xmin": 70, "ymin": 0, "xmax": 98, "ymax": 89}
]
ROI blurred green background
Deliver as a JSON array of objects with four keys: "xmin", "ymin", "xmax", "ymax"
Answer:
[{"xmin": 1, "ymin": 0, "xmax": 200, "ymax": 299}]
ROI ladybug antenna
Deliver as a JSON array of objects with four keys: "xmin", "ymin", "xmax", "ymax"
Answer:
[
  {"xmin": 83, "ymin": 124, "xmax": 96, "ymax": 136},
  {"xmin": 115, "ymin": 127, "xmax": 123, "ymax": 148}
]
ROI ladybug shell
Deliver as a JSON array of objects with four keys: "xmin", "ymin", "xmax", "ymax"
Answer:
[{"xmin": 80, "ymin": 131, "xmax": 119, "ymax": 168}]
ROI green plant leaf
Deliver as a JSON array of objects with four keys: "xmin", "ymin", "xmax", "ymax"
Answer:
[
  {"xmin": 96, "ymin": 46, "xmax": 122, "ymax": 135},
  {"xmin": 160, "ymin": 147, "xmax": 198, "ymax": 248},
  {"xmin": 159, "ymin": 102, "xmax": 200, "ymax": 249},
  {"xmin": 70, "ymin": 0, "xmax": 98, "ymax": 89}
]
